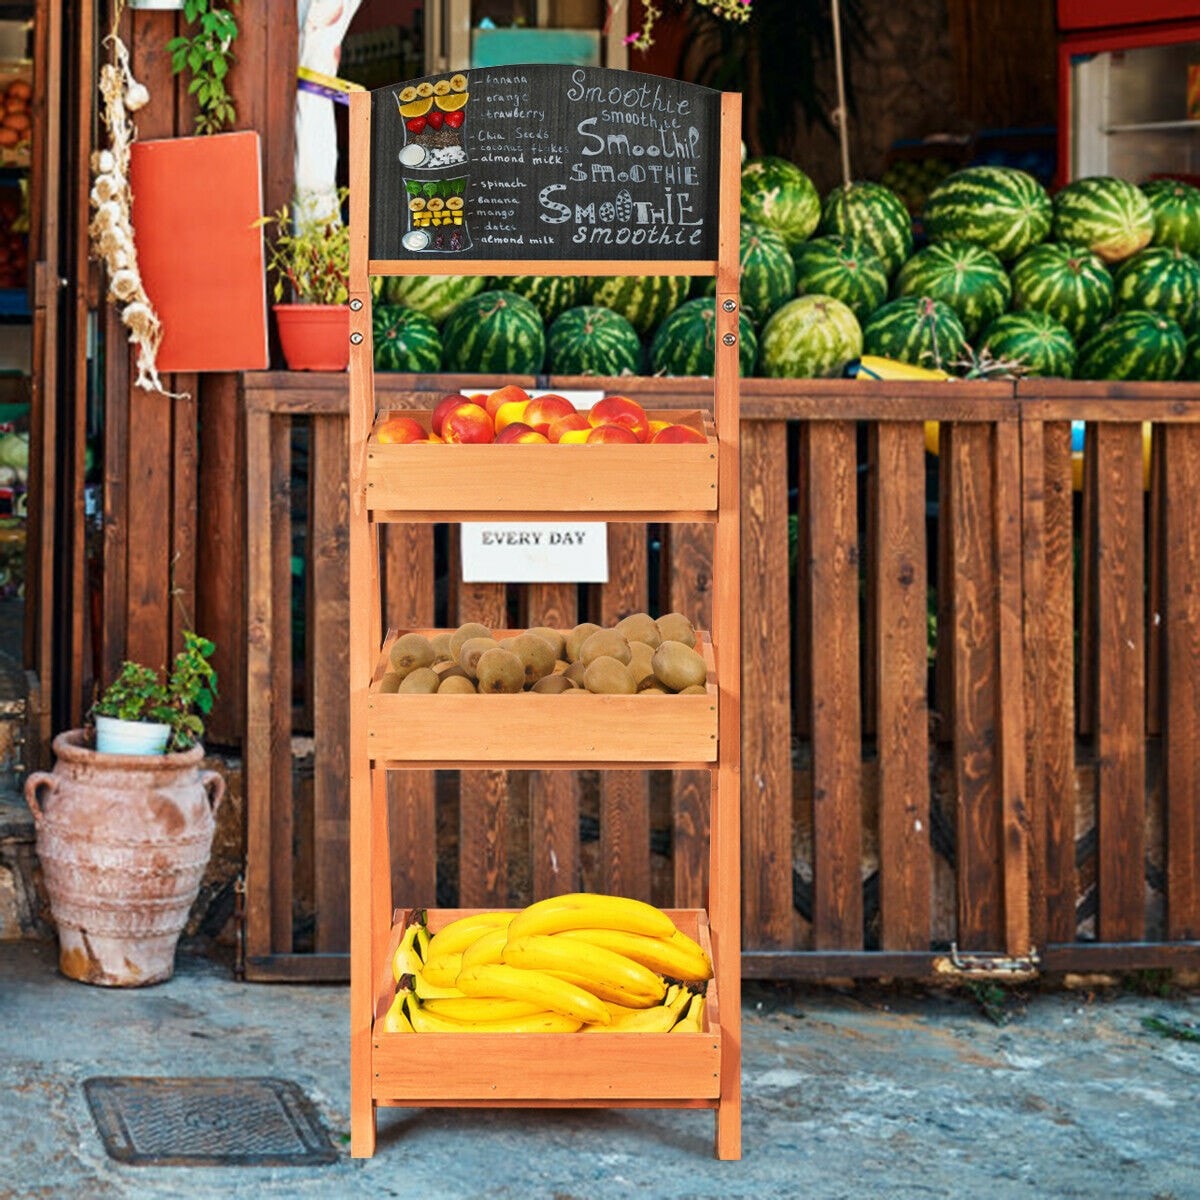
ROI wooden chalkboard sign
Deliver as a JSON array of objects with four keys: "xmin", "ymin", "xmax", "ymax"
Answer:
[{"xmin": 368, "ymin": 65, "xmax": 722, "ymax": 262}]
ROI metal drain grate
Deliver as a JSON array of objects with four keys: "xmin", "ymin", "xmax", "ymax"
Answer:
[{"xmin": 83, "ymin": 1077, "xmax": 338, "ymax": 1167}]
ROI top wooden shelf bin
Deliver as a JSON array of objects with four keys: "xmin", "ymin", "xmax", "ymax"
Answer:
[{"xmin": 365, "ymin": 409, "xmax": 717, "ymax": 516}]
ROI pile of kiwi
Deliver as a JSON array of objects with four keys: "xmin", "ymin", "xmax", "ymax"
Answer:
[{"xmin": 378, "ymin": 612, "xmax": 709, "ymax": 696}]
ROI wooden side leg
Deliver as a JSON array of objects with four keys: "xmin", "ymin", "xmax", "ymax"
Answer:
[
  {"xmin": 712, "ymin": 761, "xmax": 742, "ymax": 1161},
  {"xmin": 349, "ymin": 699, "xmax": 377, "ymax": 1157}
]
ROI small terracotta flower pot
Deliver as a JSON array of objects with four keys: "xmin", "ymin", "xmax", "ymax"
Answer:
[{"xmin": 274, "ymin": 303, "xmax": 350, "ymax": 371}]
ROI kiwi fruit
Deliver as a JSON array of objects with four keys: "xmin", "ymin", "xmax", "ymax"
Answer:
[
  {"xmin": 651, "ymin": 640, "xmax": 708, "ymax": 691},
  {"xmin": 627, "ymin": 641, "xmax": 656, "ymax": 687},
  {"xmin": 615, "ymin": 612, "xmax": 661, "ymax": 649},
  {"xmin": 563, "ymin": 660, "xmax": 588, "ymax": 687},
  {"xmin": 458, "ymin": 636, "xmax": 498, "ymax": 678},
  {"xmin": 390, "ymin": 632, "xmax": 435, "ymax": 678},
  {"xmin": 639, "ymin": 684, "xmax": 669, "ymax": 694},
  {"xmin": 451, "ymin": 622, "xmax": 493, "ymax": 661},
  {"xmin": 378, "ymin": 672, "xmax": 404, "ymax": 693},
  {"xmin": 476, "ymin": 647, "xmax": 525, "ymax": 694},
  {"xmin": 505, "ymin": 632, "xmax": 557, "ymax": 684},
  {"xmin": 530, "ymin": 673, "xmax": 573, "ymax": 694},
  {"xmin": 584, "ymin": 655, "xmax": 637, "ymax": 695},
  {"xmin": 677, "ymin": 684, "xmax": 708, "ymax": 695},
  {"xmin": 398, "ymin": 667, "xmax": 440, "ymax": 694},
  {"xmin": 527, "ymin": 625, "xmax": 566, "ymax": 661},
  {"xmin": 564, "ymin": 622, "xmax": 602, "ymax": 662},
  {"xmin": 579, "ymin": 628, "xmax": 632, "ymax": 667},
  {"xmin": 436, "ymin": 664, "xmax": 471, "ymax": 683},
  {"xmin": 430, "ymin": 632, "xmax": 454, "ymax": 662},
  {"xmin": 655, "ymin": 612, "xmax": 697, "ymax": 648},
  {"xmin": 438, "ymin": 674, "xmax": 477, "ymax": 694}
]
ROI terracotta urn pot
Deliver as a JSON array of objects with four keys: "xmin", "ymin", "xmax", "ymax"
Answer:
[
  {"xmin": 23, "ymin": 729, "xmax": 225, "ymax": 987},
  {"xmin": 273, "ymin": 303, "xmax": 350, "ymax": 371}
]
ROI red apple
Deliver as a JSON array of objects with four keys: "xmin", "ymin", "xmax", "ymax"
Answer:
[
  {"xmin": 650, "ymin": 423, "xmax": 707, "ymax": 444},
  {"xmin": 586, "ymin": 423, "xmax": 639, "ymax": 444},
  {"xmin": 484, "ymin": 383, "xmax": 531, "ymax": 419},
  {"xmin": 432, "ymin": 393, "xmax": 470, "ymax": 437},
  {"xmin": 375, "ymin": 416, "xmax": 426, "ymax": 444},
  {"xmin": 547, "ymin": 412, "xmax": 591, "ymax": 443},
  {"xmin": 588, "ymin": 395, "xmax": 650, "ymax": 442},
  {"xmin": 493, "ymin": 398, "xmax": 531, "ymax": 432},
  {"xmin": 524, "ymin": 393, "xmax": 576, "ymax": 435},
  {"xmin": 441, "ymin": 401, "xmax": 494, "ymax": 444}
]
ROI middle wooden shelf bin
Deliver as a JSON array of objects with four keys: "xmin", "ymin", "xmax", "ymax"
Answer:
[{"xmin": 365, "ymin": 628, "xmax": 719, "ymax": 764}]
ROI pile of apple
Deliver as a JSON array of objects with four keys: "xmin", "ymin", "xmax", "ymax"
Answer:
[{"xmin": 375, "ymin": 386, "xmax": 707, "ymax": 445}]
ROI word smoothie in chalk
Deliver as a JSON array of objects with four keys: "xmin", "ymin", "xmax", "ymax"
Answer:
[{"xmin": 480, "ymin": 530, "xmax": 588, "ymax": 546}]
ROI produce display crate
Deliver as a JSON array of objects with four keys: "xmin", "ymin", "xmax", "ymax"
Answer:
[
  {"xmin": 367, "ymin": 628, "xmax": 718, "ymax": 764},
  {"xmin": 371, "ymin": 907, "xmax": 722, "ymax": 1105},
  {"xmin": 365, "ymin": 409, "xmax": 717, "ymax": 515}
]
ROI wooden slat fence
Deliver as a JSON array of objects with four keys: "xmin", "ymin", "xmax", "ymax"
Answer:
[{"xmin": 242, "ymin": 373, "xmax": 1200, "ymax": 981}]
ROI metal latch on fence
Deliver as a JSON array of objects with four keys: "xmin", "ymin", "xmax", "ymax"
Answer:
[{"xmin": 932, "ymin": 944, "xmax": 1041, "ymax": 981}]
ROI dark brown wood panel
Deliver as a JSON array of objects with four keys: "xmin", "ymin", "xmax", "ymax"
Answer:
[
  {"xmin": 739, "ymin": 421, "xmax": 793, "ymax": 948},
  {"xmin": 806, "ymin": 422, "xmax": 863, "ymax": 950},
  {"xmin": 872, "ymin": 423, "xmax": 931, "ymax": 952}
]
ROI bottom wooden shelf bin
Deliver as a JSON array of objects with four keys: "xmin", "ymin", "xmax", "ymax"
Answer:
[{"xmin": 370, "ymin": 908, "xmax": 723, "ymax": 1106}]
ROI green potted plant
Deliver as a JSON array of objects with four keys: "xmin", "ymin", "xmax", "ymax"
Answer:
[
  {"xmin": 23, "ymin": 631, "xmax": 225, "ymax": 987},
  {"xmin": 166, "ymin": 0, "xmax": 240, "ymax": 136},
  {"xmin": 258, "ymin": 186, "xmax": 352, "ymax": 370}
]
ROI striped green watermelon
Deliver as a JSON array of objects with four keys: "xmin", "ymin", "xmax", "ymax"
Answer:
[
  {"xmin": 1184, "ymin": 333, "xmax": 1200, "ymax": 381},
  {"xmin": 440, "ymin": 290, "xmax": 545, "ymax": 374},
  {"xmin": 791, "ymin": 235, "xmax": 889, "ymax": 324},
  {"xmin": 819, "ymin": 182, "xmax": 914, "ymax": 277},
  {"xmin": 589, "ymin": 275, "xmax": 689, "ymax": 336},
  {"xmin": 648, "ymin": 297, "xmax": 757, "ymax": 377},
  {"xmin": 1010, "ymin": 243, "xmax": 1114, "ymax": 340},
  {"xmin": 757, "ymin": 295, "xmax": 862, "ymax": 378},
  {"xmin": 1114, "ymin": 245, "xmax": 1200, "ymax": 334},
  {"xmin": 740, "ymin": 157, "xmax": 821, "ymax": 248},
  {"xmin": 702, "ymin": 220, "xmax": 796, "ymax": 326},
  {"xmin": 1052, "ymin": 176, "xmax": 1155, "ymax": 264},
  {"xmin": 490, "ymin": 275, "xmax": 584, "ymax": 324},
  {"xmin": 922, "ymin": 166, "xmax": 1052, "ymax": 261},
  {"xmin": 893, "ymin": 240, "xmax": 1011, "ymax": 339},
  {"xmin": 1076, "ymin": 310, "xmax": 1186, "ymax": 381},
  {"xmin": 379, "ymin": 274, "xmax": 485, "ymax": 323},
  {"xmin": 862, "ymin": 296, "xmax": 968, "ymax": 371},
  {"xmin": 372, "ymin": 305, "xmax": 442, "ymax": 372},
  {"xmin": 1142, "ymin": 178, "xmax": 1200, "ymax": 257},
  {"xmin": 546, "ymin": 305, "xmax": 642, "ymax": 376},
  {"xmin": 979, "ymin": 311, "xmax": 1076, "ymax": 379}
]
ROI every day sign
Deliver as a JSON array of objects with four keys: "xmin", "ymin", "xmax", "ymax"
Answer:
[
  {"xmin": 368, "ymin": 65, "xmax": 721, "ymax": 261},
  {"xmin": 461, "ymin": 522, "xmax": 608, "ymax": 583}
]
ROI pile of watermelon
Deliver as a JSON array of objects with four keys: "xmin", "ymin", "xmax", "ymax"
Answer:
[{"xmin": 369, "ymin": 159, "xmax": 1200, "ymax": 383}]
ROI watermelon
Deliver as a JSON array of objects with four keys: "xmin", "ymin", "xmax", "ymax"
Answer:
[
  {"xmin": 791, "ymin": 235, "xmax": 889, "ymax": 324},
  {"xmin": 1142, "ymin": 178, "xmax": 1200, "ymax": 257},
  {"xmin": 1075, "ymin": 310, "xmax": 1186, "ymax": 381},
  {"xmin": 546, "ymin": 305, "xmax": 642, "ymax": 376},
  {"xmin": 757, "ymin": 295, "xmax": 862, "ymax": 378},
  {"xmin": 1113, "ymin": 245, "xmax": 1200, "ymax": 334},
  {"xmin": 589, "ymin": 274, "xmax": 689, "ymax": 335},
  {"xmin": 371, "ymin": 305, "xmax": 442, "ymax": 372},
  {"xmin": 1009, "ymin": 243, "xmax": 1114, "ymax": 340},
  {"xmin": 1184, "ymin": 333, "xmax": 1200, "ymax": 382},
  {"xmin": 979, "ymin": 311, "xmax": 1076, "ymax": 379},
  {"xmin": 490, "ymin": 275, "xmax": 584, "ymax": 324},
  {"xmin": 702, "ymin": 220, "xmax": 796, "ymax": 326},
  {"xmin": 818, "ymin": 181, "xmax": 914, "ymax": 277},
  {"xmin": 440, "ymin": 290, "xmax": 546, "ymax": 374},
  {"xmin": 1052, "ymin": 176, "xmax": 1155, "ymax": 264},
  {"xmin": 862, "ymin": 296, "xmax": 968, "ymax": 371},
  {"xmin": 922, "ymin": 166, "xmax": 1052, "ymax": 261},
  {"xmin": 893, "ymin": 240, "xmax": 1011, "ymax": 339},
  {"xmin": 379, "ymin": 273, "xmax": 485, "ymax": 323},
  {"xmin": 740, "ymin": 156, "xmax": 821, "ymax": 248},
  {"xmin": 648, "ymin": 297, "xmax": 757, "ymax": 377}
]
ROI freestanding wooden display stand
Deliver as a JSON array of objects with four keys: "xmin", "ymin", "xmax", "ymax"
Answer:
[{"xmin": 346, "ymin": 67, "xmax": 742, "ymax": 1159}]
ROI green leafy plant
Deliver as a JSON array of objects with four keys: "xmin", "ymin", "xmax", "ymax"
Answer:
[
  {"xmin": 167, "ymin": 0, "xmax": 239, "ymax": 136},
  {"xmin": 93, "ymin": 631, "xmax": 218, "ymax": 752},
  {"xmin": 257, "ymin": 187, "xmax": 351, "ymax": 306}
]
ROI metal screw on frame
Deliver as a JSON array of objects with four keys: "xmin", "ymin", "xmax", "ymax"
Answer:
[
  {"xmin": 350, "ymin": 332, "xmax": 364, "ymax": 345},
  {"xmin": 722, "ymin": 299, "xmax": 737, "ymax": 312},
  {"xmin": 722, "ymin": 333, "xmax": 737, "ymax": 346},
  {"xmin": 349, "ymin": 298, "xmax": 363, "ymax": 311}
]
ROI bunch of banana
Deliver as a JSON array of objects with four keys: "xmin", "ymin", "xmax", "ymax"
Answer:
[{"xmin": 380, "ymin": 894, "xmax": 713, "ymax": 1034}]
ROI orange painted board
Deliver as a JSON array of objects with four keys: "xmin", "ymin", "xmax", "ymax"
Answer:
[{"xmin": 129, "ymin": 131, "xmax": 269, "ymax": 372}]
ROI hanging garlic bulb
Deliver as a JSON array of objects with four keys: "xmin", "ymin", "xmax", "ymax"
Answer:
[
  {"xmin": 91, "ymin": 173, "xmax": 122, "ymax": 204},
  {"xmin": 109, "ymin": 269, "xmax": 140, "ymax": 301},
  {"xmin": 92, "ymin": 149, "xmax": 116, "ymax": 175},
  {"xmin": 120, "ymin": 301, "xmax": 156, "ymax": 337},
  {"xmin": 124, "ymin": 79, "xmax": 150, "ymax": 112}
]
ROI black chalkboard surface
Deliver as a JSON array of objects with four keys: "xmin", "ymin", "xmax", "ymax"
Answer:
[{"xmin": 368, "ymin": 65, "xmax": 722, "ymax": 263}]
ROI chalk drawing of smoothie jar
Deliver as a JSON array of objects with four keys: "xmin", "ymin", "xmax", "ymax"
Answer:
[
  {"xmin": 396, "ymin": 74, "xmax": 469, "ymax": 170},
  {"xmin": 403, "ymin": 176, "xmax": 470, "ymax": 253}
]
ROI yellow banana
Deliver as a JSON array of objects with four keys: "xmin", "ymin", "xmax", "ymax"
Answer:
[
  {"xmin": 420, "ymin": 950, "xmax": 464, "ymax": 989},
  {"xmin": 404, "ymin": 995, "xmax": 582, "ymax": 1034},
  {"xmin": 390, "ymin": 921, "xmax": 426, "ymax": 982},
  {"xmin": 425, "ymin": 910, "xmax": 517, "ymax": 958},
  {"xmin": 606, "ymin": 984, "xmax": 690, "ymax": 1032},
  {"xmin": 459, "ymin": 924, "xmax": 511, "ymax": 970},
  {"xmin": 555, "ymin": 927, "xmax": 712, "ymax": 983},
  {"xmin": 672, "ymin": 992, "xmax": 705, "ymax": 1032},
  {"xmin": 381, "ymin": 990, "xmax": 414, "ymax": 1033},
  {"xmin": 456, "ymin": 962, "xmax": 610, "ymax": 1026},
  {"xmin": 505, "ymin": 893, "xmax": 676, "ymax": 942},
  {"xmin": 503, "ymin": 934, "xmax": 665, "ymax": 1007},
  {"xmin": 421, "ymin": 995, "xmax": 545, "ymax": 1021},
  {"xmin": 410, "ymin": 970, "xmax": 465, "ymax": 1001}
]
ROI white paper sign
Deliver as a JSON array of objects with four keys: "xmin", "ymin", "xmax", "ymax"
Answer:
[{"xmin": 461, "ymin": 522, "xmax": 609, "ymax": 583}]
